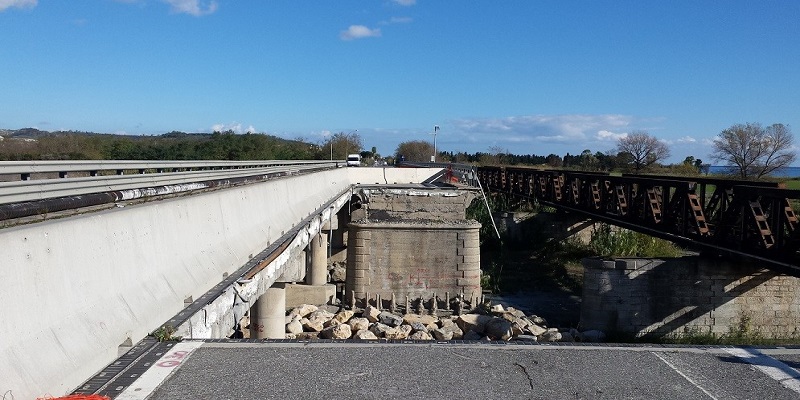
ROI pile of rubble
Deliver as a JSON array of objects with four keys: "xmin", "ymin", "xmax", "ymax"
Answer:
[{"xmin": 281, "ymin": 303, "xmax": 605, "ymax": 343}]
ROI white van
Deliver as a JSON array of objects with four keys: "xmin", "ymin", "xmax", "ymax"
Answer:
[{"xmin": 346, "ymin": 154, "xmax": 361, "ymax": 167}]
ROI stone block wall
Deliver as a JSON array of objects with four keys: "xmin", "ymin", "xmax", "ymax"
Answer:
[
  {"xmin": 580, "ymin": 257, "xmax": 800, "ymax": 338},
  {"xmin": 345, "ymin": 221, "xmax": 482, "ymax": 304}
]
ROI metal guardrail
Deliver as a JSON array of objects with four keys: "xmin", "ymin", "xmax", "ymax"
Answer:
[
  {"xmin": 0, "ymin": 159, "xmax": 342, "ymax": 180},
  {"xmin": 0, "ymin": 160, "xmax": 343, "ymax": 220}
]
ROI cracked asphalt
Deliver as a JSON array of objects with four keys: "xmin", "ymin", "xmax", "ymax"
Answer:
[{"xmin": 145, "ymin": 342, "xmax": 800, "ymax": 400}]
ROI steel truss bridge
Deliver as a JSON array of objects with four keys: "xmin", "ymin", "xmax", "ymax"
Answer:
[{"xmin": 470, "ymin": 165, "xmax": 800, "ymax": 275}]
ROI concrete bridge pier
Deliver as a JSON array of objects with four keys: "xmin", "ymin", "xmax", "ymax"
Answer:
[
  {"xmin": 309, "ymin": 231, "xmax": 328, "ymax": 286},
  {"xmin": 249, "ymin": 283, "xmax": 286, "ymax": 339}
]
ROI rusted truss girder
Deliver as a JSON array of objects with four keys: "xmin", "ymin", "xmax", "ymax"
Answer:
[{"xmin": 477, "ymin": 166, "xmax": 800, "ymax": 275}]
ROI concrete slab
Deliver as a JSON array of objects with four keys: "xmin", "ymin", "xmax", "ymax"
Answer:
[{"xmin": 285, "ymin": 283, "xmax": 337, "ymax": 307}]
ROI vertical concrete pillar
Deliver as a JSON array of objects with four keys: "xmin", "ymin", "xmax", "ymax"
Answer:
[
  {"xmin": 249, "ymin": 283, "xmax": 286, "ymax": 339},
  {"xmin": 308, "ymin": 232, "xmax": 328, "ymax": 286}
]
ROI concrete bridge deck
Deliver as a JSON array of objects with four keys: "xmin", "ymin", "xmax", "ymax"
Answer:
[{"xmin": 0, "ymin": 165, "xmax": 444, "ymax": 399}]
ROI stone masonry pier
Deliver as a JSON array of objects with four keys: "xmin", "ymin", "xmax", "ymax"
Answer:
[{"xmin": 580, "ymin": 257, "xmax": 800, "ymax": 338}]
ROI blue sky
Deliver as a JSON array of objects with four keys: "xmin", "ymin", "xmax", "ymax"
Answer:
[{"xmin": 1, "ymin": 1, "xmax": 799, "ymax": 163}]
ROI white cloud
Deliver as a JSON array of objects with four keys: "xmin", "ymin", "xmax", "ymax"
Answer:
[
  {"xmin": 163, "ymin": 0, "xmax": 217, "ymax": 16},
  {"xmin": 211, "ymin": 122, "xmax": 255, "ymax": 134},
  {"xmin": 0, "ymin": 0, "xmax": 36, "ymax": 12},
  {"xmin": 340, "ymin": 25, "xmax": 381, "ymax": 40},
  {"xmin": 451, "ymin": 114, "xmax": 633, "ymax": 144},
  {"xmin": 676, "ymin": 135, "xmax": 696, "ymax": 143},
  {"xmin": 392, "ymin": 0, "xmax": 416, "ymax": 6},
  {"xmin": 595, "ymin": 130, "xmax": 627, "ymax": 141}
]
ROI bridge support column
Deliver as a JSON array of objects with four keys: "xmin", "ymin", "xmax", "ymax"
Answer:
[
  {"xmin": 309, "ymin": 231, "xmax": 328, "ymax": 286},
  {"xmin": 249, "ymin": 283, "xmax": 286, "ymax": 339}
]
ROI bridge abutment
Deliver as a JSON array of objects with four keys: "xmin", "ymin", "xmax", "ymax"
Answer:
[{"xmin": 580, "ymin": 257, "xmax": 800, "ymax": 339}]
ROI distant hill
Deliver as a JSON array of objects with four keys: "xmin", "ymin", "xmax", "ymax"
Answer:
[{"xmin": 0, "ymin": 128, "xmax": 322, "ymax": 161}]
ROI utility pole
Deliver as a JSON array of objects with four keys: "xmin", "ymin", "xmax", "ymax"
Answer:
[{"xmin": 430, "ymin": 125, "xmax": 439, "ymax": 162}]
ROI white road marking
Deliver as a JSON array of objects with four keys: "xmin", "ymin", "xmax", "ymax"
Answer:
[
  {"xmin": 724, "ymin": 347, "xmax": 800, "ymax": 395},
  {"xmin": 116, "ymin": 341, "xmax": 204, "ymax": 400},
  {"xmin": 652, "ymin": 351, "xmax": 720, "ymax": 400}
]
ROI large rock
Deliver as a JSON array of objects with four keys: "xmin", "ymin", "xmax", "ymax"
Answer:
[
  {"xmin": 369, "ymin": 323, "xmax": 392, "ymax": 338},
  {"xmin": 321, "ymin": 323, "xmax": 352, "ymax": 339},
  {"xmin": 456, "ymin": 314, "xmax": 494, "ymax": 334},
  {"xmin": 485, "ymin": 318, "xmax": 513, "ymax": 341},
  {"xmin": 432, "ymin": 327, "xmax": 453, "ymax": 340},
  {"xmin": 384, "ymin": 325, "xmax": 412, "ymax": 340},
  {"xmin": 286, "ymin": 317, "xmax": 303, "ymax": 335},
  {"xmin": 410, "ymin": 322, "xmax": 428, "ymax": 333},
  {"xmin": 541, "ymin": 328, "xmax": 561, "ymax": 342},
  {"xmin": 289, "ymin": 304, "xmax": 318, "ymax": 318},
  {"xmin": 301, "ymin": 317, "xmax": 324, "ymax": 332},
  {"xmin": 323, "ymin": 318, "xmax": 341, "ymax": 328},
  {"xmin": 362, "ymin": 305, "xmax": 381, "ymax": 322},
  {"xmin": 333, "ymin": 310, "xmax": 355, "ymax": 324},
  {"xmin": 348, "ymin": 317, "xmax": 370, "ymax": 332},
  {"xmin": 296, "ymin": 332, "xmax": 320, "ymax": 340},
  {"xmin": 329, "ymin": 262, "xmax": 347, "ymax": 282},
  {"xmin": 463, "ymin": 330, "xmax": 482, "ymax": 340},
  {"xmin": 379, "ymin": 311, "xmax": 404, "ymax": 327},
  {"xmin": 409, "ymin": 331, "xmax": 433, "ymax": 341},
  {"xmin": 403, "ymin": 314, "xmax": 438, "ymax": 328},
  {"xmin": 308, "ymin": 309, "xmax": 335, "ymax": 321},
  {"xmin": 526, "ymin": 323, "xmax": 547, "ymax": 336},
  {"xmin": 512, "ymin": 334, "xmax": 538, "ymax": 343},
  {"xmin": 352, "ymin": 329, "xmax": 378, "ymax": 340}
]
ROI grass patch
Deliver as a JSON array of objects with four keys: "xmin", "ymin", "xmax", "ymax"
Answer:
[{"xmin": 589, "ymin": 223, "xmax": 684, "ymax": 258}]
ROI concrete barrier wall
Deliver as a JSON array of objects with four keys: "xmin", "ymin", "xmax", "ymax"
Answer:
[
  {"xmin": 580, "ymin": 257, "xmax": 800, "ymax": 338},
  {"xmin": 0, "ymin": 167, "xmax": 441, "ymax": 399}
]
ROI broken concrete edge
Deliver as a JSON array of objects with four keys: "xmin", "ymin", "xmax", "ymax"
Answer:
[{"xmin": 174, "ymin": 189, "xmax": 352, "ymax": 339}]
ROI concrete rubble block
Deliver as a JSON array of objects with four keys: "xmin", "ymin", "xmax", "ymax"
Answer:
[
  {"xmin": 289, "ymin": 304, "xmax": 318, "ymax": 318},
  {"xmin": 541, "ymin": 328, "xmax": 562, "ymax": 342},
  {"xmin": 286, "ymin": 333, "xmax": 297, "ymax": 340},
  {"xmin": 369, "ymin": 322, "xmax": 392, "ymax": 338},
  {"xmin": 333, "ymin": 310, "xmax": 355, "ymax": 324},
  {"xmin": 379, "ymin": 311, "xmax": 404, "ymax": 327},
  {"xmin": 352, "ymin": 329, "xmax": 378, "ymax": 340},
  {"xmin": 409, "ymin": 331, "xmax": 433, "ymax": 341},
  {"xmin": 286, "ymin": 317, "xmax": 304, "ymax": 335},
  {"xmin": 432, "ymin": 327, "xmax": 453, "ymax": 341},
  {"xmin": 403, "ymin": 314, "xmax": 438, "ymax": 328},
  {"xmin": 484, "ymin": 318, "xmax": 513, "ymax": 341},
  {"xmin": 362, "ymin": 305, "xmax": 381, "ymax": 322},
  {"xmin": 530, "ymin": 315, "xmax": 547, "ymax": 326},
  {"xmin": 320, "ymin": 323, "xmax": 352, "ymax": 340},
  {"xmin": 301, "ymin": 318, "xmax": 324, "ymax": 332},
  {"xmin": 455, "ymin": 314, "xmax": 494, "ymax": 334},
  {"xmin": 410, "ymin": 322, "xmax": 428, "ymax": 333},
  {"xmin": 348, "ymin": 317, "xmax": 370, "ymax": 332}
]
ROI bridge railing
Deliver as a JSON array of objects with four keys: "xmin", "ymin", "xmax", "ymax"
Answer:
[
  {"xmin": 476, "ymin": 165, "xmax": 800, "ymax": 274},
  {"xmin": 0, "ymin": 160, "xmax": 342, "ymax": 221}
]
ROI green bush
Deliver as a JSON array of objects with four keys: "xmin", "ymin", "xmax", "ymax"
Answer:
[{"xmin": 589, "ymin": 223, "xmax": 683, "ymax": 258}]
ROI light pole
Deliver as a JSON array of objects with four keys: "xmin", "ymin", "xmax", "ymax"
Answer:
[
  {"xmin": 430, "ymin": 125, "xmax": 439, "ymax": 162},
  {"xmin": 330, "ymin": 129, "xmax": 358, "ymax": 160}
]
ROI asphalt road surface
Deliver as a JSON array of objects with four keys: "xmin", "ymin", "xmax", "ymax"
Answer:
[{"xmin": 106, "ymin": 341, "xmax": 800, "ymax": 400}]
